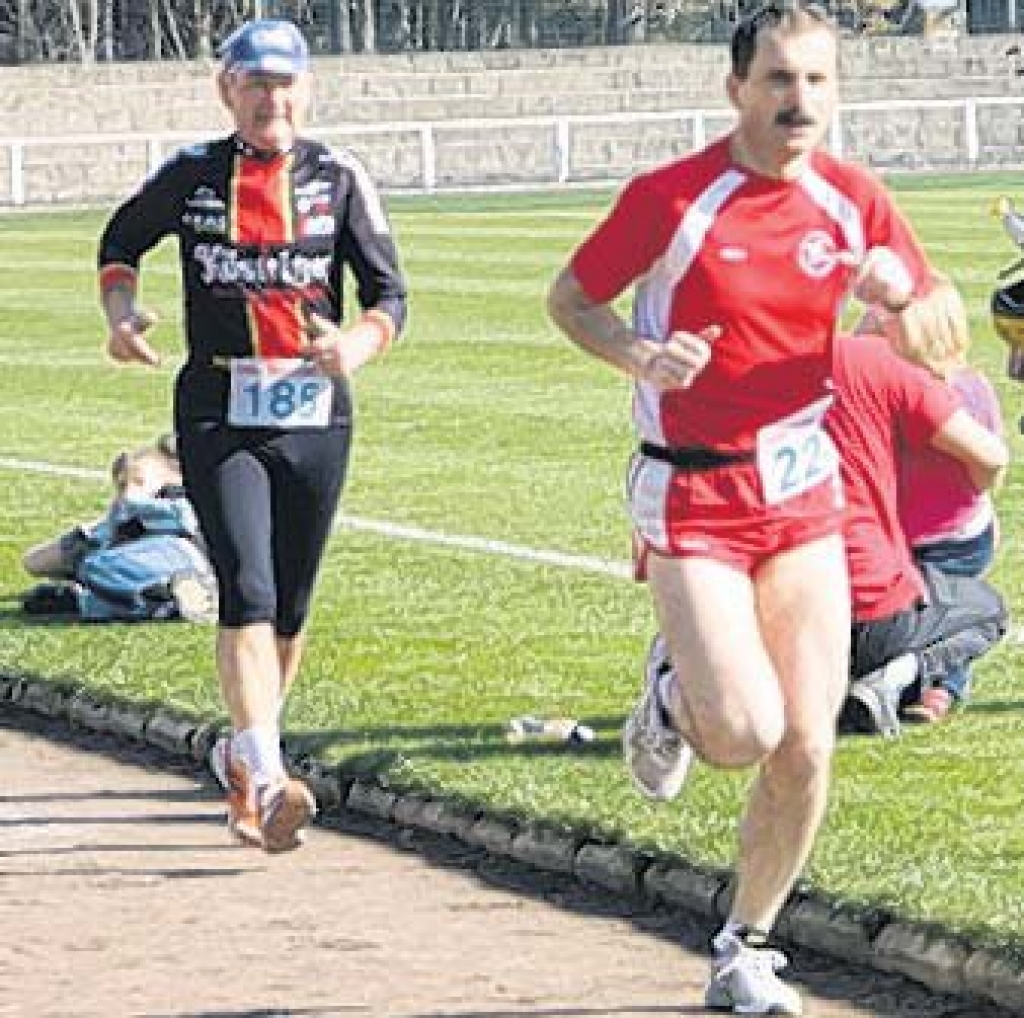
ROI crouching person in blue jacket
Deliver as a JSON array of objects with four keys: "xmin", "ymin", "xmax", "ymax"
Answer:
[{"xmin": 21, "ymin": 435, "xmax": 217, "ymax": 623}]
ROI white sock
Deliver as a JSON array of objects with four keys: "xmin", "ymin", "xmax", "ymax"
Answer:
[
  {"xmin": 713, "ymin": 921, "xmax": 743, "ymax": 953},
  {"xmin": 232, "ymin": 725, "xmax": 285, "ymax": 789},
  {"xmin": 714, "ymin": 921, "xmax": 768, "ymax": 953}
]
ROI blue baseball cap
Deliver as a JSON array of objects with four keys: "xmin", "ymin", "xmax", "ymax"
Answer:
[{"xmin": 218, "ymin": 19, "xmax": 309, "ymax": 76}]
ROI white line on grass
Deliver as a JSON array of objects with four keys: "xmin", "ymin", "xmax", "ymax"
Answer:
[
  {"xmin": 0, "ymin": 455, "xmax": 631, "ymax": 580},
  {"xmin": 0, "ymin": 457, "xmax": 108, "ymax": 481},
  {"xmin": 338, "ymin": 515, "xmax": 630, "ymax": 578}
]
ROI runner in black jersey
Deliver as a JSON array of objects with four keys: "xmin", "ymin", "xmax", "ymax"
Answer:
[{"xmin": 97, "ymin": 18, "xmax": 407, "ymax": 854}]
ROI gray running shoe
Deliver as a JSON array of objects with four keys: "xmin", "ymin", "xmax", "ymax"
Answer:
[
  {"xmin": 621, "ymin": 634, "xmax": 693, "ymax": 801},
  {"xmin": 705, "ymin": 939, "xmax": 802, "ymax": 1015},
  {"xmin": 845, "ymin": 653, "xmax": 918, "ymax": 738}
]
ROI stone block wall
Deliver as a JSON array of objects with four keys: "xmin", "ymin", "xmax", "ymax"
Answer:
[
  {"xmin": 1, "ymin": 36, "xmax": 1021, "ymax": 136},
  {"xmin": 0, "ymin": 35, "xmax": 1022, "ymax": 204}
]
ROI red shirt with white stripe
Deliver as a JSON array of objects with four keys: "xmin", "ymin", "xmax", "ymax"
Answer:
[{"xmin": 570, "ymin": 136, "xmax": 929, "ymax": 452}]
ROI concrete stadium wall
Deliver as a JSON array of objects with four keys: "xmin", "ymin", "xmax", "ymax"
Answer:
[{"xmin": 1, "ymin": 34, "xmax": 1022, "ymax": 205}]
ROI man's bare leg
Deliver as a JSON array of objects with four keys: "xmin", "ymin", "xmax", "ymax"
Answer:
[
  {"xmin": 643, "ymin": 538, "xmax": 847, "ymax": 1013},
  {"xmin": 731, "ymin": 534, "xmax": 849, "ymax": 928},
  {"xmin": 647, "ymin": 554, "xmax": 784, "ymax": 769}
]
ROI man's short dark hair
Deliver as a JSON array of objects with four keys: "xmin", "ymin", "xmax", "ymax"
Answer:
[{"xmin": 730, "ymin": 1, "xmax": 836, "ymax": 79}]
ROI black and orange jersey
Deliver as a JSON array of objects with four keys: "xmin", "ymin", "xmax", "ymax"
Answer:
[{"xmin": 98, "ymin": 134, "xmax": 407, "ymax": 422}]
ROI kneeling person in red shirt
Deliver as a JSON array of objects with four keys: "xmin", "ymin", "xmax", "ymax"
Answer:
[{"xmin": 829, "ymin": 290, "xmax": 1008, "ymax": 737}]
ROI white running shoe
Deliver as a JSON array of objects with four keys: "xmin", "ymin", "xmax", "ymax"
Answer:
[
  {"xmin": 621, "ymin": 633, "xmax": 693, "ymax": 801},
  {"xmin": 705, "ymin": 938, "xmax": 803, "ymax": 1015}
]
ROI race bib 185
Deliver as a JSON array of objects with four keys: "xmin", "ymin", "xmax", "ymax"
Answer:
[{"xmin": 227, "ymin": 358, "xmax": 331, "ymax": 429}]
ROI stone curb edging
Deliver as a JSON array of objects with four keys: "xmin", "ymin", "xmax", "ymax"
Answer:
[{"xmin": 2, "ymin": 671, "xmax": 1022, "ymax": 1015}]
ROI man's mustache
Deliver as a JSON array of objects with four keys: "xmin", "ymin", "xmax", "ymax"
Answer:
[{"xmin": 776, "ymin": 109, "xmax": 816, "ymax": 127}]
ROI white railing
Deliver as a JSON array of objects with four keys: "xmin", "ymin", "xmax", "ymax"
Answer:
[
  {"xmin": 824, "ymin": 94, "xmax": 1024, "ymax": 162},
  {"xmin": 3, "ymin": 94, "xmax": 1024, "ymax": 206}
]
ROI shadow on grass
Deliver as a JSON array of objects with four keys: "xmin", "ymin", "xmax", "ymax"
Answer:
[
  {"xmin": 961, "ymin": 699, "xmax": 1024, "ymax": 716},
  {"xmin": 0, "ymin": 599, "xmax": 179, "ymax": 629},
  {"xmin": 0, "ymin": 603, "xmax": 87, "ymax": 627},
  {"xmin": 283, "ymin": 717, "xmax": 627, "ymax": 774},
  {"xmin": 286, "ymin": 700, "xmax": 998, "ymax": 774}
]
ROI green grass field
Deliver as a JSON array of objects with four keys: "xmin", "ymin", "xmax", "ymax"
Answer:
[{"xmin": 2, "ymin": 175, "xmax": 1024, "ymax": 951}]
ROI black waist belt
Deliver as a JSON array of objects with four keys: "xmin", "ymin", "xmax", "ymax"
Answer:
[{"xmin": 639, "ymin": 441, "xmax": 756, "ymax": 471}]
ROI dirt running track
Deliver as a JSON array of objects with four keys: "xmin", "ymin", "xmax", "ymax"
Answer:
[{"xmin": 0, "ymin": 709, "xmax": 1014, "ymax": 1018}]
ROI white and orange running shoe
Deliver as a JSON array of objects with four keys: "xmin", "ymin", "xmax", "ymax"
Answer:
[
  {"xmin": 210, "ymin": 733, "xmax": 316, "ymax": 851},
  {"xmin": 259, "ymin": 778, "xmax": 317, "ymax": 854},
  {"xmin": 210, "ymin": 735, "xmax": 262, "ymax": 847}
]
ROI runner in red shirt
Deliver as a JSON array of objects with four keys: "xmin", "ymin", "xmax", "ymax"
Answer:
[{"xmin": 548, "ymin": 4, "xmax": 929, "ymax": 1012}]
